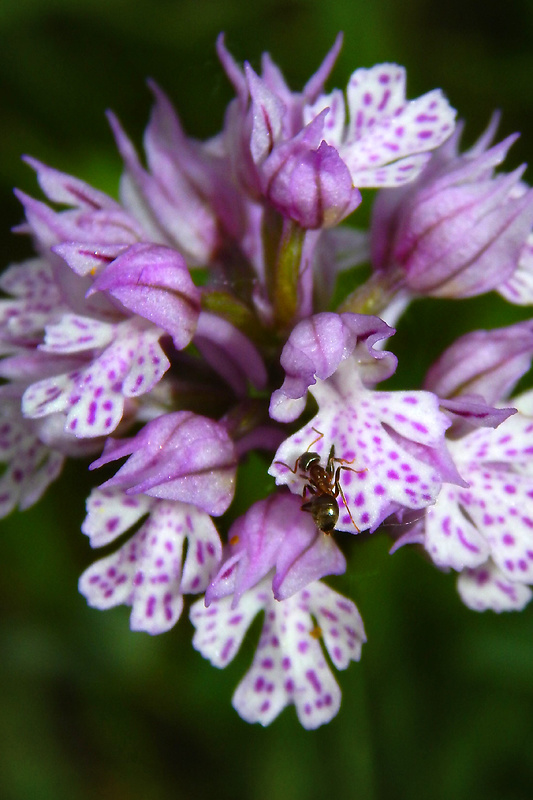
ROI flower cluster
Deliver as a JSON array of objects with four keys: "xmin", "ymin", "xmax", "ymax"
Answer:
[{"xmin": 2, "ymin": 34, "xmax": 533, "ymax": 729}]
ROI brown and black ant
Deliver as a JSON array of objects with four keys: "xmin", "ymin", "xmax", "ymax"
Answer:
[{"xmin": 275, "ymin": 428, "xmax": 365, "ymax": 534}]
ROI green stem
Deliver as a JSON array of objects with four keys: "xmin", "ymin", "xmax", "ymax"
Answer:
[
  {"xmin": 337, "ymin": 269, "xmax": 404, "ymax": 317},
  {"xmin": 264, "ymin": 208, "xmax": 305, "ymax": 331}
]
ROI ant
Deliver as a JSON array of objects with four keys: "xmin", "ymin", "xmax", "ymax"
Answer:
[{"xmin": 275, "ymin": 428, "xmax": 364, "ymax": 534}]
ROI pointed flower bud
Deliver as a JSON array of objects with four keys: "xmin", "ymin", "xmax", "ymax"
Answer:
[
  {"xmin": 371, "ymin": 122, "xmax": 533, "ymax": 298},
  {"xmin": 108, "ymin": 88, "xmax": 244, "ymax": 266},
  {"xmin": 88, "ymin": 242, "xmax": 201, "ymax": 350},
  {"xmin": 219, "ymin": 42, "xmax": 455, "ymax": 228},
  {"xmin": 91, "ymin": 410, "xmax": 237, "ymax": 516},
  {"xmin": 424, "ymin": 320, "xmax": 533, "ymax": 406},
  {"xmin": 206, "ymin": 493, "xmax": 346, "ymax": 607},
  {"xmin": 245, "ymin": 79, "xmax": 361, "ymax": 228},
  {"xmin": 423, "ymin": 320, "xmax": 533, "ymax": 433}
]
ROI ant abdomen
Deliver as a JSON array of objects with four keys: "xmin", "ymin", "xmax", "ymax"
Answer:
[{"xmin": 302, "ymin": 494, "xmax": 339, "ymax": 533}]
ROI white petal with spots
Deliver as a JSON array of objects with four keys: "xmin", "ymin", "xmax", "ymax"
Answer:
[
  {"xmin": 345, "ymin": 64, "xmax": 407, "ymax": 140},
  {"xmin": 0, "ymin": 259, "xmax": 63, "ymax": 341},
  {"xmin": 458, "ymin": 413, "xmax": 533, "ymax": 472},
  {"xmin": 40, "ymin": 314, "xmax": 115, "ymax": 353},
  {"xmin": 457, "ymin": 560, "xmax": 532, "ymax": 612},
  {"xmin": 271, "ymin": 362, "xmax": 452, "ymax": 533},
  {"xmin": 82, "ymin": 486, "xmax": 153, "ymax": 547},
  {"xmin": 343, "ymin": 67, "xmax": 455, "ymax": 186},
  {"xmin": 424, "ymin": 485, "xmax": 489, "ymax": 570},
  {"xmin": 303, "ymin": 89, "xmax": 346, "ymax": 143},
  {"xmin": 420, "ymin": 399, "xmax": 533, "ymax": 600},
  {"xmin": 0, "ymin": 402, "xmax": 64, "ymax": 517},
  {"xmin": 456, "ymin": 468, "xmax": 533, "ymax": 582},
  {"xmin": 79, "ymin": 500, "xmax": 222, "ymax": 634},
  {"xmin": 190, "ymin": 582, "xmax": 266, "ymax": 668},
  {"xmin": 303, "ymin": 63, "xmax": 455, "ymax": 189},
  {"xmin": 191, "ymin": 578, "xmax": 365, "ymax": 729},
  {"xmin": 22, "ymin": 318, "xmax": 170, "ymax": 437}
]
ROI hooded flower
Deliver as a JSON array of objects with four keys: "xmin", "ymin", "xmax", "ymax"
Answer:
[
  {"xmin": 394, "ymin": 322, "xmax": 533, "ymax": 612},
  {"xmin": 90, "ymin": 410, "xmax": 238, "ymax": 516},
  {"xmin": 269, "ymin": 312, "xmax": 459, "ymax": 533},
  {"xmin": 206, "ymin": 493, "xmax": 346, "ymax": 606},
  {"xmin": 218, "ymin": 36, "xmax": 456, "ymax": 228},
  {"xmin": 9, "ymin": 152, "xmax": 204, "ymax": 440},
  {"xmin": 370, "ymin": 118, "xmax": 533, "ymax": 299},
  {"xmin": 107, "ymin": 83, "xmax": 246, "ymax": 266}
]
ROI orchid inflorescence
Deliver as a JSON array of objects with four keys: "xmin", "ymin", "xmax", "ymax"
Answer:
[{"xmin": 2, "ymin": 34, "xmax": 533, "ymax": 729}]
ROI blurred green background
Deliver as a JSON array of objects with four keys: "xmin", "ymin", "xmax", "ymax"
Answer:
[{"xmin": 2, "ymin": 1, "xmax": 533, "ymax": 798}]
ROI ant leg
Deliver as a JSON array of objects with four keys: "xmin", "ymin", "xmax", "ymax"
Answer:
[
  {"xmin": 274, "ymin": 428, "xmax": 324, "ymax": 473},
  {"xmin": 339, "ymin": 463, "xmax": 368, "ymax": 476},
  {"xmin": 334, "ymin": 466, "xmax": 360, "ymax": 532},
  {"xmin": 274, "ymin": 457, "xmax": 300, "ymax": 474},
  {"xmin": 326, "ymin": 444, "xmax": 336, "ymax": 479},
  {"xmin": 332, "ymin": 451, "xmax": 360, "ymax": 468},
  {"xmin": 301, "ymin": 484, "xmax": 317, "ymax": 516},
  {"xmin": 330, "ymin": 444, "xmax": 367, "ymax": 471},
  {"xmin": 302, "ymin": 484, "xmax": 316, "ymax": 501},
  {"xmin": 307, "ymin": 427, "xmax": 324, "ymax": 452}
]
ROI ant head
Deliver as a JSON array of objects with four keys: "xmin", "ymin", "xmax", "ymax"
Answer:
[{"xmin": 298, "ymin": 451, "xmax": 321, "ymax": 471}]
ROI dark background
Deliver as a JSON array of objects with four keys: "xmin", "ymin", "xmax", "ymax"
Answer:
[{"xmin": 2, "ymin": 1, "xmax": 533, "ymax": 798}]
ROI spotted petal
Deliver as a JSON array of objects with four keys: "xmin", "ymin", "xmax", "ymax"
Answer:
[
  {"xmin": 39, "ymin": 314, "xmax": 115, "ymax": 353},
  {"xmin": 0, "ymin": 400, "xmax": 64, "ymax": 517},
  {"xmin": 342, "ymin": 66, "xmax": 456, "ymax": 186},
  {"xmin": 429, "ymin": 466, "xmax": 533, "ymax": 582},
  {"xmin": 79, "ymin": 500, "xmax": 222, "ymax": 634},
  {"xmin": 424, "ymin": 484, "xmax": 490, "ymax": 571},
  {"xmin": 191, "ymin": 578, "xmax": 365, "ymax": 729},
  {"xmin": 271, "ymin": 359, "xmax": 456, "ymax": 533},
  {"xmin": 457, "ymin": 560, "xmax": 532, "ymax": 612},
  {"xmin": 0, "ymin": 259, "xmax": 63, "ymax": 342},
  {"xmin": 82, "ymin": 486, "xmax": 153, "ymax": 548},
  {"xmin": 22, "ymin": 318, "xmax": 170, "ymax": 437},
  {"xmin": 419, "ymin": 401, "xmax": 533, "ymax": 592}
]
